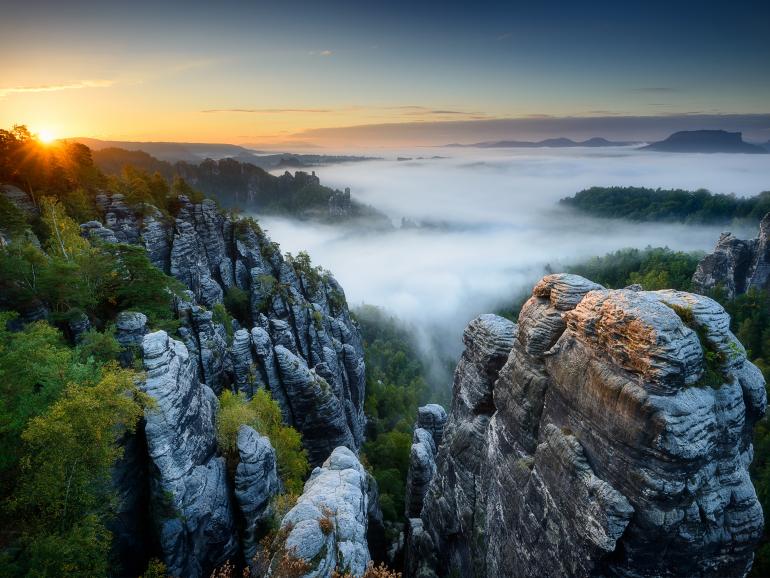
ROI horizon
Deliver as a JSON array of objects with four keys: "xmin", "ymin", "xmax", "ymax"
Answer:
[{"xmin": 3, "ymin": 0, "xmax": 770, "ymax": 149}]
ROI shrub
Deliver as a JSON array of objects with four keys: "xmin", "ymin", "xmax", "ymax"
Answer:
[
  {"xmin": 217, "ymin": 389, "xmax": 309, "ymax": 493},
  {"xmin": 224, "ymin": 286, "xmax": 250, "ymax": 327}
]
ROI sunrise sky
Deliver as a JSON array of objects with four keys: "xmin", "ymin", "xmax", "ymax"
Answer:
[{"xmin": 2, "ymin": 0, "xmax": 770, "ymax": 148}]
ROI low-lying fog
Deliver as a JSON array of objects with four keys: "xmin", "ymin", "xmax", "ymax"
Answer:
[{"xmin": 259, "ymin": 147, "xmax": 770, "ymax": 376}]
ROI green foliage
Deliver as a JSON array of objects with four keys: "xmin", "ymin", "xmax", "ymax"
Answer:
[
  {"xmin": 567, "ymin": 247, "xmax": 702, "ymax": 291},
  {"xmin": 216, "ymin": 389, "xmax": 309, "ymax": 494},
  {"xmin": 100, "ymin": 243, "xmax": 183, "ymax": 324},
  {"xmin": 223, "ymin": 286, "xmax": 250, "ymax": 327},
  {"xmin": 561, "ymin": 186, "xmax": 770, "ymax": 224},
  {"xmin": 74, "ymin": 329, "xmax": 122, "ymax": 364},
  {"xmin": 287, "ymin": 251, "xmax": 324, "ymax": 294},
  {"xmin": 362, "ymin": 431, "xmax": 412, "ymax": 522},
  {"xmin": 212, "ymin": 303, "xmax": 234, "ymax": 343},
  {"xmin": 0, "ymin": 315, "xmax": 87, "ymax": 489},
  {"xmin": 355, "ymin": 305, "xmax": 433, "ymax": 523},
  {"xmin": 0, "ymin": 192, "xmax": 28, "ymax": 238},
  {"xmin": 3, "ymin": 364, "xmax": 145, "ymax": 577}
]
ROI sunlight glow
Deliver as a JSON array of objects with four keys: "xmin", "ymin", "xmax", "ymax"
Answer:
[{"xmin": 37, "ymin": 129, "xmax": 55, "ymax": 144}]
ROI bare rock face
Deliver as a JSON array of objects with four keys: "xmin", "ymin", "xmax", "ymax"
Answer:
[
  {"xmin": 693, "ymin": 213, "xmax": 770, "ymax": 298},
  {"xmin": 85, "ymin": 193, "xmax": 366, "ymax": 466},
  {"xmin": 141, "ymin": 331, "xmax": 238, "ymax": 578},
  {"xmin": 410, "ymin": 274, "xmax": 765, "ymax": 578},
  {"xmin": 276, "ymin": 447, "xmax": 371, "ymax": 577},
  {"xmin": 404, "ymin": 428, "xmax": 438, "ymax": 518},
  {"xmin": 274, "ymin": 345, "xmax": 356, "ymax": 465},
  {"xmin": 234, "ymin": 425, "xmax": 280, "ymax": 565},
  {"xmin": 409, "ymin": 314, "xmax": 516, "ymax": 578}
]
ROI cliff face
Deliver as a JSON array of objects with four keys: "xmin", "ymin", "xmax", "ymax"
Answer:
[
  {"xmin": 409, "ymin": 274, "xmax": 766, "ymax": 578},
  {"xmin": 75, "ymin": 192, "xmax": 369, "ymax": 576},
  {"xmin": 85, "ymin": 192, "xmax": 366, "ymax": 462},
  {"xmin": 693, "ymin": 213, "xmax": 770, "ymax": 298}
]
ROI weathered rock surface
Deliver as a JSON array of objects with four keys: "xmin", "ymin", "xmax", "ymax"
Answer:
[
  {"xmin": 404, "ymin": 428, "xmax": 438, "ymax": 518},
  {"xmin": 141, "ymin": 331, "xmax": 238, "ymax": 578},
  {"xmin": 234, "ymin": 425, "xmax": 280, "ymax": 565},
  {"xmin": 276, "ymin": 447, "xmax": 371, "ymax": 577},
  {"xmin": 88, "ymin": 192, "xmax": 366, "ymax": 466},
  {"xmin": 274, "ymin": 345, "xmax": 356, "ymax": 465},
  {"xmin": 693, "ymin": 213, "xmax": 770, "ymax": 298},
  {"xmin": 409, "ymin": 314, "xmax": 516, "ymax": 578},
  {"xmin": 116, "ymin": 311, "xmax": 148, "ymax": 367},
  {"xmin": 409, "ymin": 274, "xmax": 766, "ymax": 578}
]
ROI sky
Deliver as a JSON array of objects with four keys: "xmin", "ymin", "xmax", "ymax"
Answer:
[{"xmin": 2, "ymin": 0, "xmax": 770, "ymax": 148}]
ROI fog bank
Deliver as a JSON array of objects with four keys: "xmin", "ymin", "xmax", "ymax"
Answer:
[{"xmin": 259, "ymin": 147, "xmax": 770, "ymax": 377}]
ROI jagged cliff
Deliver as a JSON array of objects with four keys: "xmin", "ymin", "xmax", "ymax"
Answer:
[
  {"xmin": 83, "ymin": 192, "xmax": 366, "ymax": 461},
  {"xmin": 76, "ymin": 192, "xmax": 370, "ymax": 576},
  {"xmin": 693, "ymin": 213, "xmax": 770, "ymax": 298},
  {"xmin": 407, "ymin": 274, "xmax": 766, "ymax": 578}
]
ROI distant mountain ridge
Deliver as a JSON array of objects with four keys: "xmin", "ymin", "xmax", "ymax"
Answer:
[
  {"xmin": 71, "ymin": 137, "xmax": 378, "ymax": 168},
  {"xmin": 445, "ymin": 136, "xmax": 634, "ymax": 148},
  {"xmin": 641, "ymin": 130, "xmax": 767, "ymax": 154}
]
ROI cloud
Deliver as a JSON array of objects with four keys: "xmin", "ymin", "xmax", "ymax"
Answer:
[
  {"xmin": 308, "ymin": 50, "xmax": 334, "ymax": 56},
  {"xmin": 200, "ymin": 104, "xmax": 488, "ymax": 120},
  {"xmin": 631, "ymin": 87, "xmax": 679, "ymax": 93},
  {"xmin": 289, "ymin": 113, "xmax": 770, "ymax": 147},
  {"xmin": 496, "ymin": 32, "xmax": 513, "ymax": 41},
  {"xmin": 257, "ymin": 149, "xmax": 767, "ymax": 371},
  {"xmin": 202, "ymin": 108, "xmax": 335, "ymax": 114},
  {"xmin": 0, "ymin": 79, "xmax": 115, "ymax": 97}
]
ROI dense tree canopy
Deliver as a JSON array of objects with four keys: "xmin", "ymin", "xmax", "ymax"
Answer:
[{"xmin": 561, "ymin": 186, "xmax": 770, "ymax": 224}]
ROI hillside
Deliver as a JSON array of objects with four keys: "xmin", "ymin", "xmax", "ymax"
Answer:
[
  {"xmin": 641, "ymin": 130, "xmax": 768, "ymax": 154},
  {"xmin": 89, "ymin": 146, "xmax": 391, "ymax": 226},
  {"xmin": 446, "ymin": 136, "xmax": 633, "ymax": 148},
  {"xmin": 560, "ymin": 186, "xmax": 770, "ymax": 224}
]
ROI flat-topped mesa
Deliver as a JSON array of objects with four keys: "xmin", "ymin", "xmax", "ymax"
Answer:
[
  {"xmin": 693, "ymin": 212, "xmax": 770, "ymax": 298},
  {"xmin": 410, "ymin": 274, "xmax": 766, "ymax": 578}
]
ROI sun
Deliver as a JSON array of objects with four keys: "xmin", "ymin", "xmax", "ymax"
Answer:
[{"xmin": 37, "ymin": 129, "xmax": 56, "ymax": 144}]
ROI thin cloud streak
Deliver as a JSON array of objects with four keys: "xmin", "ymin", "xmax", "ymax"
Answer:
[{"xmin": 0, "ymin": 79, "xmax": 115, "ymax": 97}]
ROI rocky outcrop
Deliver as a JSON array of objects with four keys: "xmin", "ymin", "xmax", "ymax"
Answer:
[
  {"xmin": 274, "ymin": 345, "xmax": 356, "ymax": 465},
  {"xmin": 404, "ymin": 405, "xmax": 447, "ymax": 519},
  {"xmin": 276, "ymin": 447, "xmax": 371, "ymax": 577},
  {"xmin": 410, "ymin": 274, "xmax": 766, "ymax": 578},
  {"xmin": 409, "ymin": 314, "xmax": 516, "ymax": 578},
  {"xmin": 141, "ymin": 331, "xmax": 238, "ymax": 578},
  {"xmin": 693, "ymin": 213, "xmax": 770, "ymax": 298},
  {"xmin": 89, "ymin": 192, "xmax": 366, "ymax": 466},
  {"xmin": 116, "ymin": 311, "xmax": 148, "ymax": 367},
  {"xmin": 404, "ymin": 428, "xmax": 437, "ymax": 519},
  {"xmin": 234, "ymin": 425, "xmax": 280, "ymax": 565}
]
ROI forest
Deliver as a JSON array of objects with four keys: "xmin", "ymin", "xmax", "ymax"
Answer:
[{"xmin": 561, "ymin": 186, "xmax": 770, "ymax": 224}]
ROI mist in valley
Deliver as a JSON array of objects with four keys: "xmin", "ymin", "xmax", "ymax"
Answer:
[{"xmin": 259, "ymin": 147, "xmax": 770, "ymax": 385}]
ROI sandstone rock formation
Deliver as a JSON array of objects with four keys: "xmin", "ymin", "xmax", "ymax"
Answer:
[
  {"xmin": 693, "ymin": 213, "xmax": 770, "ymax": 298},
  {"xmin": 141, "ymin": 330, "xmax": 238, "ymax": 578},
  {"xmin": 404, "ymin": 405, "xmax": 447, "ymax": 519},
  {"xmin": 276, "ymin": 447, "xmax": 372, "ymax": 577},
  {"xmin": 234, "ymin": 425, "xmax": 280, "ymax": 565},
  {"xmin": 89, "ymin": 192, "xmax": 366, "ymax": 465},
  {"xmin": 409, "ymin": 274, "xmax": 766, "ymax": 578}
]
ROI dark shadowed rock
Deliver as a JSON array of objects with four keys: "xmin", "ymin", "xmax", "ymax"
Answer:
[
  {"xmin": 234, "ymin": 425, "xmax": 280, "ymax": 565},
  {"xmin": 141, "ymin": 331, "xmax": 237, "ymax": 578},
  {"xmin": 409, "ymin": 274, "xmax": 765, "ymax": 578},
  {"xmin": 693, "ymin": 214, "xmax": 770, "ymax": 298},
  {"xmin": 274, "ymin": 345, "xmax": 355, "ymax": 466}
]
